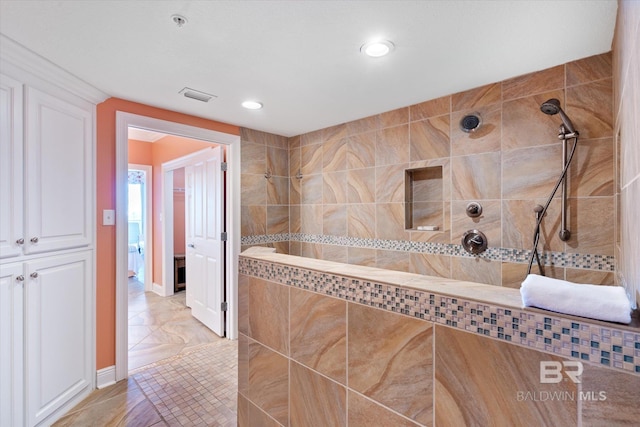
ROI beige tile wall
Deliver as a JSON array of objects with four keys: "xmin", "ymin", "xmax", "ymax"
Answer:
[
  {"xmin": 240, "ymin": 13, "xmax": 640, "ymax": 295},
  {"xmin": 614, "ymin": 0, "xmax": 640, "ymax": 307},
  {"xmin": 287, "ymin": 53, "xmax": 615, "ymax": 287},
  {"xmin": 237, "ymin": 271, "xmax": 640, "ymax": 427}
]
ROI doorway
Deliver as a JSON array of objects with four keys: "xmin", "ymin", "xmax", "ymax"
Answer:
[
  {"xmin": 127, "ymin": 164, "xmax": 152, "ymax": 291},
  {"xmin": 114, "ymin": 112, "xmax": 241, "ymax": 382}
]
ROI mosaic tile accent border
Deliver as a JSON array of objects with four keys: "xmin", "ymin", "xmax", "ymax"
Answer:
[
  {"xmin": 239, "ymin": 255, "xmax": 640, "ymax": 377},
  {"xmin": 241, "ymin": 233, "xmax": 616, "ymax": 272}
]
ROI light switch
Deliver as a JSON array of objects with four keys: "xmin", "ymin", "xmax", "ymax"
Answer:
[{"xmin": 103, "ymin": 209, "xmax": 115, "ymax": 226}]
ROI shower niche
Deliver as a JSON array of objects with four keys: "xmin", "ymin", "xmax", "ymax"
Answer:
[{"xmin": 405, "ymin": 165, "xmax": 444, "ymax": 231}]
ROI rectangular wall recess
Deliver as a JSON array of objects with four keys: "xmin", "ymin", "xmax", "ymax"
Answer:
[{"xmin": 405, "ymin": 166, "xmax": 443, "ymax": 231}]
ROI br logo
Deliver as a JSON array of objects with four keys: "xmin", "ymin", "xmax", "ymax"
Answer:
[{"xmin": 540, "ymin": 361, "xmax": 583, "ymax": 384}]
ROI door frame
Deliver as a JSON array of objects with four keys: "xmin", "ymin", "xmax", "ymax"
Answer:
[
  {"xmin": 114, "ymin": 112, "xmax": 240, "ymax": 381},
  {"xmin": 127, "ymin": 163, "xmax": 152, "ymax": 292}
]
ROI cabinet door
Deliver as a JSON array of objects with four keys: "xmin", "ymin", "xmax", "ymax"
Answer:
[
  {"xmin": 25, "ymin": 251, "xmax": 92, "ymax": 426},
  {"xmin": 0, "ymin": 263, "xmax": 24, "ymax": 427},
  {"xmin": 24, "ymin": 87, "xmax": 92, "ymax": 254},
  {"xmin": 0, "ymin": 74, "xmax": 24, "ymax": 259}
]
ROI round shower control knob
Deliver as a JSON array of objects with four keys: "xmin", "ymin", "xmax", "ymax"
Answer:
[
  {"xmin": 461, "ymin": 230, "xmax": 488, "ymax": 255},
  {"xmin": 466, "ymin": 202, "xmax": 482, "ymax": 218}
]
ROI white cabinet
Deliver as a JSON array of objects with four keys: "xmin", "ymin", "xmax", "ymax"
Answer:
[
  {"xmin": 1, "ymin": 253, "xmax": 92, "ymax": 427},
  {"xmin": 0, "ymin": 79, "xmax": 92, "ymax": 259},
  {"xmin": 0, "ymin": 263, "xmax": 24, "ymax": 427},
  {"xmin": 0, "ymin": 74, "xmax": 23, "ymax": 259},
  {"xmin": 0, "ymin": 65, "xmax": 95, "ymax": 426}
]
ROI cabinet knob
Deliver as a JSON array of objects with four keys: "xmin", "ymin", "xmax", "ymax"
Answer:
[
  {"xmin": 30, "ymin": 272, "xmax": 39, "ymax": 279},
  {"xmin": 30, "ymin": 237, "xmax": 39, "ymax": 243},
  {"xmin": 16, "ymin": 238, "xmax": 24, "ymax": 245},
  {"xmin": 16, "ymin": 275, "xmax": 25, "ymax": 282},
  {"xmin": 187, "ymin": 243, "xmax": 195, "ymax": 248}
]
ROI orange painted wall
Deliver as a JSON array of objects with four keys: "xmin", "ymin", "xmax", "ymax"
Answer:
[
  {"xmin": 128, "ymin": 139, "xmax": 153, "ymax": 165},
  {"xmin": 96, "ymin": 97, "xmax": 239, "ymax": 369}
]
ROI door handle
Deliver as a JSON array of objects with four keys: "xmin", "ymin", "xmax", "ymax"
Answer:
[
  {"xmin": 30, "ymin": 237, "xmax": 39, "ymax": 243},
  {"xmin": 188, "ymin": 244, "xmax": 195, "ymax": 248},
  {"xmin": 30, "ymin": 272, "xmax": 39, "ymax": 279}
]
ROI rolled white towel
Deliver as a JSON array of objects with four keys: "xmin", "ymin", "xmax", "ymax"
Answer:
[{"xmin": 521, "ymin": 274, "xmax": 632, "ymax": 324}]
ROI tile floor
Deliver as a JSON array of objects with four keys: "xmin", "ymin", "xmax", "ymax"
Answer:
[{"xmin": 53, "ymin": 279, "xmax": 238, "ymax": 426}]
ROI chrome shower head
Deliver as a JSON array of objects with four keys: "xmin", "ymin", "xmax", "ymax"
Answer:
[{"xmin": 540, "ymin": 98, "xmax": 576, "ymax": 134}]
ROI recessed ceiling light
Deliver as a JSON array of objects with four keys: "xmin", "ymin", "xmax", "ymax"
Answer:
[
  {"xmin": 242, "ymin": 100, "xmax": 263, "ymax": 110},
  {"xmin": 360, "ymin": 40, "xmax": 395, "ymax": 57},
  {"xmin": 172, "ymin": 14, "xmax": 188, "ymax": 27}
]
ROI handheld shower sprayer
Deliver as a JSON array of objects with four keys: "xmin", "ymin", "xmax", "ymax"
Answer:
[
  {"xmin": 527, "ymin": 99, "xmax": 580, "ymax": 276},
  {"xmin": 540, "ymin": 98, "xmax": 577, "ymax": 135}
]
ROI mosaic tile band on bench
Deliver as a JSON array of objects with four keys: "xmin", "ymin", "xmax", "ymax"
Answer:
[
  {"xmin": 239, "ymin": 256, "xmax": 640, "ymax": 377},
  {"xmin": 241, "ymin": 233, "xmax": 616, "ymax": 271}
]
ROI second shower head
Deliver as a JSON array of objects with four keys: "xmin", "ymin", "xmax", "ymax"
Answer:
[{"xmin": 540, "ymin": 98, "xmax": 576, "ymax": 135}]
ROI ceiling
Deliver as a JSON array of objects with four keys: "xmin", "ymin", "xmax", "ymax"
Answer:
[{"xmin": 0, "ymin": 1, "xmax": 617, "ymax": 137}]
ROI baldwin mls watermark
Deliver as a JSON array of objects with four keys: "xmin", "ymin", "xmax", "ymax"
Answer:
[{"xmin": 516, "ymin": 361, "xmax": 607, "ymax": 402}]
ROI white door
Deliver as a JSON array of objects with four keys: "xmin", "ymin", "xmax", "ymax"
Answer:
[
  {"xmin": 0, "ymin": 74, "xmax": 23, "ymax": 259},
  {"xmin": 26, "ymin": 252, "xmax": 92, "ymax": 426},
  {"xmin": 0, "ymin": 262, "xmax": 24, "ymax": 427},
  {"xmin": 24, "ymin": 87, "xmax": 92, "ymax": 255},
  {"xmin": 185, "ymin": 146, "xmax": 225, "ymax": 336}
]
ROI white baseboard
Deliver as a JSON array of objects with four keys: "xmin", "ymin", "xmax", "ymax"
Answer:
[
  {"xmin": 152, "ymin": 281, "xmax": 165, "ymax": 296},
  {"xmin": 96, "ymin": 366, "xmax": 116, "ymax": 389}
]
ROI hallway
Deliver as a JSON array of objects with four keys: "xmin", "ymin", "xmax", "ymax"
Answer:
[{"xmin": 53, "ymin": 280, "xmax": 238, "ymax": 426}]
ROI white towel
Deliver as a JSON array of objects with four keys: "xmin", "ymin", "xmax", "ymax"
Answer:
[{"xmin": 521, "ymin": 274, "xmax": 632, "ymax": 324}]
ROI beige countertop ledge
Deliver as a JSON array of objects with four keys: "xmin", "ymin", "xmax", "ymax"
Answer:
[{"xmin": 240, "ymin": 247, "xmax": 640, "ymax": 330}]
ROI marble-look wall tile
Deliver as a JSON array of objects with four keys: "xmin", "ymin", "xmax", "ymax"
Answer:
[
  {"xmin": 347, "ymin": 132, "xmax": 376, "ymax": 169},
  {"xmin": 266, "ymin": 176, "xmax": 289, "ymax": 205},
  {"xmin": 450, "ymin": 256, "xmax": 502, "ymax": 287},
  {"xmin": 288, "ymin": 240, "xmax": 301, "ymax": 256},
  {"xmin": 323, "ymin": 171, "xmax": 347, "ymax": 204},
  {"xmin": 376, "ymin": 125, "xmax": 410, "ymax": 166},
  {"xmin": 452, "ymin": 83, "xmax": 501, "ymax": 111},
  {"xmin": 322, "ymin": 244, "xmax": 348, "ymax": 263},
  {"xmin": 267, "ymin": 146, "xmax": 288, "ymax": 177},
  {"xmin": 289, "ymin": 205, "xmax": 300, "ymax": 233},
  {"xmin": 237, "ymin": 393, "xmax": 249, "ymax": 427},
  {"xmin": 451, "ymin": 199, "xmax": 501, "ymax": 247},
  {"xmin": 376, "ymin": 203, "xmax": 407, "ymax": 240},
  {"xmin": 502, "ymin": 144, "xmax": 562, "ymax": 200},
  {"xmin": 301, "ymin": 143, "xmax": 323, "ymax": 175},
  {"xmin": 501, "ymin": 262, "xmax": 564, "ymax": 288},
  {"xmin": 434, "ymin": 326, "xmax": 577, "ymax": 427},
  {"xmin": 323, "ymin": 137, "xmax": 347, "ymax": 172},
  {"xmin": 347, "ymin": 115, "xmax": 381, "ymax": 136},
  {"xmin": 347, "ymin": 168, "xmax": 375, "ymax": 203},
  {"xmin": 502, "ymin": 199, "xmax": 563, "ymax": 252},
  {"xmin": 348, "ymin": 392, "xmax": 421, "ymax": 427},
  {"xmin": 565, "ymin": 268, "xmax": 614, "ymax": 285},
  {"xmin": 289, "ymin": 146, "xmax": 301, "ymax": 176},
  {"xmin": 290, "ymin": 362, "xmax": 346, "ymax": 427},
  {"xmin": 502, "ymin": 65, "xmax": 564, "ymax": 100},
  {"xmin": 241, "ymin": 205, "xmax": 266, "ymax": 237},
  {"xmin": 410, "ymin": 115, "xmax": 450, "ymax": 161},
  {"xmin": 289, "ymin": 176, "xmax": 301, "ymax": 205},
  {"xmin": 566, "ymin": 78, "xmax": 613, "ymax": 139},
  {"xmin": 581, "ymin": 361, "xmax": 640, "ymax": 426},
  {"xmin": 301, "ymin": 174, "xmax": 322, "ymax": 205},
  {"xmin": 451, "ymin": 103, "xmax": 501, "ymax": 156},
  {"xmin": 502, "ymin": 90, "xmax": 565, "ymax": 151},
  {"xmin": 410, "ymin": 95, "xmax": 450, "ymax": 122},
  {"xmin": 238, "ymin": 334, "xmax": 249, "ymax": 395},
  {"xmin": 348, "ymin": 303, "xmax": 433, "ymax": 425},
  {"xmin": 301, "ymin": 242, "xmax": 322, "ymax": 259},
  {"xmin": 380, "ymin": 107, "xmax": 409, "ymax": 128},
  {"xmin": 375, "ymin": 249, "xmax": 410, "ymax": 273},
  {"xmin": 566, "ymin": 52, "xmax": 612, "ymax": 87},
  {"xmin": 376, "ymin": 163, "xmax": 410, "ymax": 203},
  {"xmin": 301, "ymin": 129, "xmax": 323, "ymax": 146},
  {"xmin": 410, "ymin": 253, "xmax": 451, "ymax": 278},
  {"xmin": 410, "ymin": 201, "xmax": 451, "ymax": 244},
  {"xmin": 266, "ymin": 205, "xmax": 289, "ymax": 235},
  {"xmin": 323, "ymin": 204, "xmax": 347, "ymax": 236},
  {"xmin": 241, "ymin": 141, "xmax": 266, "ymax": 174},
  {"xmin": 300, "ymin": 204, "xmax": 322, "ymax": 235},
  {"xmin": 568, "ymin": 137, "xmax": 614, "ymax": 197},
  {"xmin": 347, "ymin": 204, "xmax": 376, "ymax": 239},
  {"xmin": 290, "ymin": 288, "xmax": 347, "ymax": 383},
  {"xmin": 248, "ymin": 341, "xmax": 289, "ymax": 425},
  {"xmin": 452, "ymin": 152, "xmax": 501, "ymax": 200},
  {"xmin": 241, "ymin": 173, "xmax": 267, "ymax": 206},
  {"xmin": 347, "ymin": 247, "xmax": 377, "ymax": 267},
  {"xmin": 324, "ymin": 123, "xmax": 348, "ymax": 143},
  {"xmin": 248, "ymin": 277, "xmax": 289, "ymax": 354},
  {"xmin": 566, "ymin": 196, "xmax": 614, "ymax": 256},
  {"xmin": 238, "ymin": 275, "xmax": 249, "ymax": 335}
]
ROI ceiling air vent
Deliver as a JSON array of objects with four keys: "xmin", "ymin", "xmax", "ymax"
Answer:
[{"xmin": 179, "ymin": 87, "xmax": 217, "ymax": 103}]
